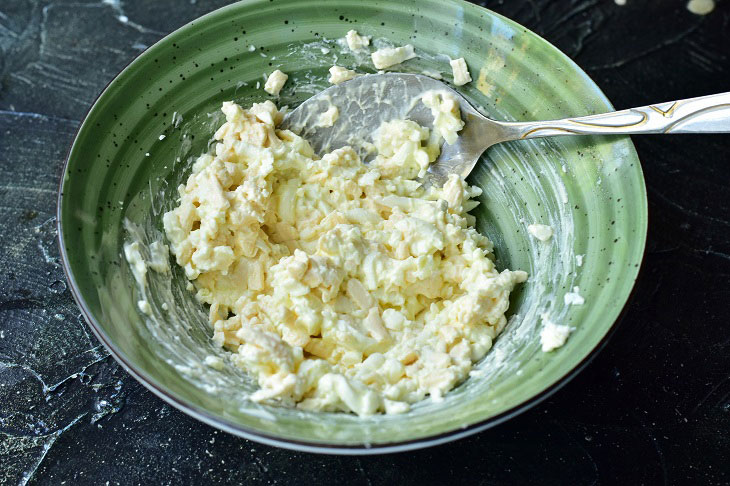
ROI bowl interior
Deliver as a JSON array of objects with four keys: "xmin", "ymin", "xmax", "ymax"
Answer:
[{"xmin": 59, "ymin": 0, "xmax": 647, "ymax": 451}]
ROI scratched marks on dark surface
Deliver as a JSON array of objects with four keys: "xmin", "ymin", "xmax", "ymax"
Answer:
[{"xmin": 1, "ymin": 0, "xmax": 729, "ymax": 484}]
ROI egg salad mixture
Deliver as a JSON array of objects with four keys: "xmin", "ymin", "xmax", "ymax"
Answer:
[{"xmin": 162, "ymin": 92, "xmax": 527, "ymax": 416}]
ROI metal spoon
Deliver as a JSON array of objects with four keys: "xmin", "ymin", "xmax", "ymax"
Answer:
[{"xmin": 281, "ymin": 73, "xmax": 730, "ymax": 186}]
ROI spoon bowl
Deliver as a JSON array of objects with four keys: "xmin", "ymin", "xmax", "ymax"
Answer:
[{"xmin": 281, "ymin": 73, "xmax": 489, "ymax": 186}]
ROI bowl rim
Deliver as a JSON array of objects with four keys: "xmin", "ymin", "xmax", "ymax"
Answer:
[{"xmin": 56, "ymin": 0, "xmax": 648, "ymax": 454}]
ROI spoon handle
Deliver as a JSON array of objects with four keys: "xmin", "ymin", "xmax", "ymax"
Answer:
[{"xmin": 497, "ymin": 92, "xmax": 730, "ymax": 141}]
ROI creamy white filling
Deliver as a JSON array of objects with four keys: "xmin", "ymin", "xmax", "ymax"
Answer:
[
  {"xmin": 161, "ymin": 93, "xmax": 526, "ymax": 416},
  {"xmin": 328, "ymin": 66, "xmax": 357, "ymax": 85},
  {"xmin": 450, "ymin": 58, "xmax": 472, "ymax": 86},
  {"xmin": 539, "ymin": 314, "xmax": 572, "ymax": 352},
  {"xmin": 527, "ymin": 223, "xmax": 553, "ymax": 242},
  {"xmin": 686, "ymin": 0, "xmax": 714, "ymax": 14},
  {"xmin": 345, "ymin": 30, "xmax": 371, "ymax": 51},
  {"xmin": 564, "ymin": 287, "xmax": 585, "ymax": 306},
  {"xmin": 316, "ymin": 105, "xmax": 339, "ymax": 127},
  {"xmin": 371, "ymin": 45, "xmax": 416, "ymax": 70},
  {"xmin": 264, "ymin": 70, "xmax": 288, "ymax": 96}
]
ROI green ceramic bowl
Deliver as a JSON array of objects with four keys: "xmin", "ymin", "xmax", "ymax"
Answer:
[{"xmin": 58, "ymin": 0, "xmax": 647, "ymax": 453}]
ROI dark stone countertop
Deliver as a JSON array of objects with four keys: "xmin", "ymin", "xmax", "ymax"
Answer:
[{"xmin": 1, "ymin": 0, "xmax": 729, "ymax": 484}]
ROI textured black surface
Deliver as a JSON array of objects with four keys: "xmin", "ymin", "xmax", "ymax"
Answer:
[{"xmin": 1, "ymin": 0, "xmax": 729, "ymax": 484}]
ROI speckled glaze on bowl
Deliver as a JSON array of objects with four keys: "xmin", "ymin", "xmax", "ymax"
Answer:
[{"xmin": 58, "ymin": 0, "xmax": 647, "ymax": 453}]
